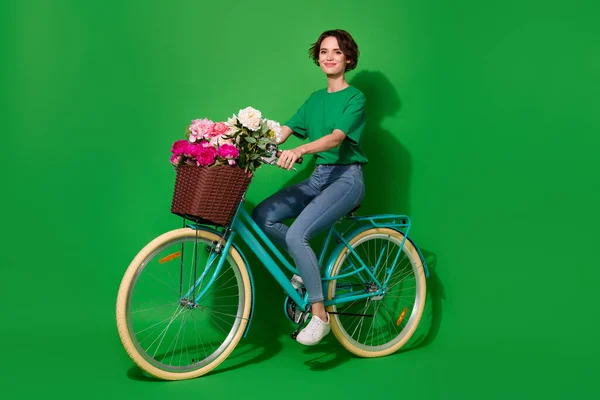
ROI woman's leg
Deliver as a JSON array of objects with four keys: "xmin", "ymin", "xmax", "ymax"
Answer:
[
  {"xmin": 286, "ymin": 165, "xmax": 365, "ymax": 308},
  {"xmin": 292, "ymin": 165, "xmax": 365, "ymax": 346},
  {"xmin": 251, "ymin": 172, "xmax": 320, "ymax": 251}
]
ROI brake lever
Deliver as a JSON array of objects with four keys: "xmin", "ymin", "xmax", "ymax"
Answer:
[{"xmin": 262, "ymin": 143, "xmax": 300, "ymax": 171}]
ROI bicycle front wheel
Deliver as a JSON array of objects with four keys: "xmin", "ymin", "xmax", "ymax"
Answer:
[
  {"xmin": 327, "ymin": 228, "xmax": 426, "ymax": 357},
  {"xmin": 116, "ymin": 228, "xmax": 252, "ymax": 380}
]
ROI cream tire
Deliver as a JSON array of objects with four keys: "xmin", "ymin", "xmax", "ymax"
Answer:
[
  {"xmin": 327, "ymin": 228, "xmax": 426, "ymax": 358},
  {"xmin": 115, "ymin": 228, "xmax": 252, "ymax": 380}
]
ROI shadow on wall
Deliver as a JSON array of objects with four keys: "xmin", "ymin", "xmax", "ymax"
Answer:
[
  {"xmin": 352, "ymin": 71, "xmax": 445, "ymax": 351},
  {"xmin": 349, "ymin": 70, "xmax": 411, "ymax": 215}
]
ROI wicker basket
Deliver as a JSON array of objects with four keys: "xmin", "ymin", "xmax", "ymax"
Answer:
[{"xmin": 171, "ymin": 164, "xmax": 253, "ymax": 226}]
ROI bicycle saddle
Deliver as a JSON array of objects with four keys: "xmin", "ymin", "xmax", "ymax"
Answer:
[{"xmin": 346, "ymin": 204, "xmax": 360, "ymax": 216}]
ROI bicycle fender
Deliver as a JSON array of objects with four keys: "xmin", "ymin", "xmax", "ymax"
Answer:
[{"xmin": 404, "ymin": 234, "xmax": 430, "ymax": 278}]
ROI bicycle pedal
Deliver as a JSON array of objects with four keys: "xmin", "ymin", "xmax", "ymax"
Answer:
[
  {"xmin": 291, "ymin": 324, "xmax": 302, "ymax": 339},
  {"xmin": 291, "ymin": 323, "xmax": 304, "ymax": 339},
  {"xmin": 291, "ymin": 311, "xmax": 309, "ymax": 339}
]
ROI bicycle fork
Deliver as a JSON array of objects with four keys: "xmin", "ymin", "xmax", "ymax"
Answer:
[{"xmin": 179, "ymin": 227, "xmax": 234, "ymax": 308}]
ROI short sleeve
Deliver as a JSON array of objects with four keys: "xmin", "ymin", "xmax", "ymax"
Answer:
[
  {"xmin": 334, "ymin": 93, "xmax": 366, "ymax": 144},
  {"xmin": 284, "ymin": 101, "xmax": 308, "ymax": 139}
]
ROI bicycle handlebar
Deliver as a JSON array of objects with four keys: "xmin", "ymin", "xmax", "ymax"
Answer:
[
  {"xmin": 275, "ymin": 150, "xmax": 303, "ymax": 165},
  {"xmin": 261, "ymin": 144, "xmax": 303, "ymax": 166}
]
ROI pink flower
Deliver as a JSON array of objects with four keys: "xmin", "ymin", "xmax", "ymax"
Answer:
[
  {"xmin": 217, "ymin": 143, "xmax": 239, "ymax": 159},
  {"xmin": 228, "ymin": 159, "xmax": 236, "ymax": 165},
  {"xmin": 189, "ymin": 118, "xmax": 214, "ymax": 143},
  {"xmin": 171, "ymin": 140, "xmax": 188, "ymax": 155},
  {"xmin": 184, "ymin": 142, "xmax": 199, "ymax": 158},
  {"xmin": 170, "ymin": 154, "xmax": 181, "ymax": 166},
  {"xmin": 209, "ymin": 122, "xmax": 229, "ymax": 137},
  {"xmin": 207, "ymin": 122, "xmax": 230, "ymax": 146},
  {"xmin": 196, "ymin": 145, "xmax": 217, "ymax": 166}
]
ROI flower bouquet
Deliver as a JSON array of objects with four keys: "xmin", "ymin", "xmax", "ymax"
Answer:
[{"xmin": 170, "ymin": 106, "xmax": 282, "ymax": 226}]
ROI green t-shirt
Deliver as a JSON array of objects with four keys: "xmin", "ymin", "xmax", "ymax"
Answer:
[{"xmin": 284, "ymin": 86, "xmax": 369, "ymax": 165}]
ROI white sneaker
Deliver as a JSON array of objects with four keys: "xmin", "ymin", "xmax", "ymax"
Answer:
[
  {"xmin": 296, "ymin": 314, "xmax": 330, "ymax": 346},
  {"xmin": 290, "ymin": 274, "xmax": 304, "ymax": 290}
]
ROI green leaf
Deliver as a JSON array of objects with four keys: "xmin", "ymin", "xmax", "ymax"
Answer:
[{"xmin": 244, "ymin": 136, "xmax": 257, "ymax": 143}]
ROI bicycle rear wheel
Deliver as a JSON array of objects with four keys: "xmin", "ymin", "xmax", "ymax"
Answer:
[
  {"xmin": 116, "ymin": 228, "xmax": 252, "ymax": 380},
  {"xmin": 327, "ymin": 228, "xmax": 426, "ymax": 357}
]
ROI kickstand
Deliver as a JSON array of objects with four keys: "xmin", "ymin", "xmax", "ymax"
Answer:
[{"xmin": 291, "ymin": 310, "xmax": 310, "ymax": 339}]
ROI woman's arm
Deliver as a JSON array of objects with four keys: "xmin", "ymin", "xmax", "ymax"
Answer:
[
  {"xmin": 277, "ymin": 129, "xmax": 346, "ymax": 170},
  {"xmin": 277, "ymin": 125, "xmax": 295, "ymax": 145}
]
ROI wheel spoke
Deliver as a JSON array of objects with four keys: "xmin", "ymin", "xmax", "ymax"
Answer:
[
  {"xmin": 118, "ymin": 230, "xmax": 250, "ymax": 377},
  {"xmin": 329, "ymin": 230, "xmax": 425, "ymax": 354}
]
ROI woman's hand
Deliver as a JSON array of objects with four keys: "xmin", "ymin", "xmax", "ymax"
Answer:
[{"xmin": 277, "ymin": 147, "xmax": 304, "ymax": 170}]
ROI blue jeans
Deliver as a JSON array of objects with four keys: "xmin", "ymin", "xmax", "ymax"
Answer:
[{"xmin": 252, "ymin": 164, "xmax": 365, "ymax": 302}]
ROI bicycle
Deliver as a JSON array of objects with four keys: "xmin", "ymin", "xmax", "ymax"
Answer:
[{"xmin": 115, "ymin": 147, "xmax": 430, "ymax": 380}]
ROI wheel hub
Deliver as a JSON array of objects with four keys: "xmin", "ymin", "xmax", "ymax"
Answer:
[
  {"xmin": 179, "ymin": 298, "xmax": 198, "ymax": 309},
  {"xmin": 366, "ymin": 283, "xmax": 385, "ymax": 301}
]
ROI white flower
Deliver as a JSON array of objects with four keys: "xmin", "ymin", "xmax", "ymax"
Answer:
[
  {"xmin": 210, "ymin": 135, "xmax": 234, "ymax": 147},
  {"xmin": 266, "ymin": 119, "xmax": 282, "ymax": 143},
  {"xmin": 225, "ymin": 114, "xmax": 239, "ymax": 136},
  {"xmin": 237, "ymin": 106, "xmax": 262, "ymax": 131},
  {"xmin": 227, "ymin": 114, "xmax": 238, "ymax": 127}
]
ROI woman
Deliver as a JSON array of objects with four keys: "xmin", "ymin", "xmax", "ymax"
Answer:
[{"xmin": 252, "ymin": 29, "xmax": 368, "ymax": 346}]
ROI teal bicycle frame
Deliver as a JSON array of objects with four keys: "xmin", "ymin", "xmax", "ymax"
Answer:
[{"xmin": 183, "ymin": 196, "xmax": 429, "ymax": 337}]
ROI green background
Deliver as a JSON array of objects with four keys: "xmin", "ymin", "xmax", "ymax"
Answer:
[{"xmin": 2, "ymin": 0, "xmax": 599, "ymax": 398}]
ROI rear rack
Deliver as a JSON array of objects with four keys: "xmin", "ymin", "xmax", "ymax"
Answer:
[{"xmin": 345, "ymin": 214, "xmax": 411, "ymax": 230}]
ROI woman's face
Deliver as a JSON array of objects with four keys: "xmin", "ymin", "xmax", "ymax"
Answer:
[{"xmin": 318, "ymin": 36, "xmax": 350, "ymax": 76}]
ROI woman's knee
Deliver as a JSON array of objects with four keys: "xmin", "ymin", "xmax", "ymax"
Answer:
[
  {"xmin": 285, "ymin": 225, "xmax": 308, "ymax": 250},
  {"xmin": 251, "ymin": 202, "xmax": 267, "ymax": 226},
  {"xmin": 252, "ymin": 201, "xmax": 278, "ymax": 230}
]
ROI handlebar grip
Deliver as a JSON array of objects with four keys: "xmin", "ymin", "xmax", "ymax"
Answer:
[{"xmin": 276, "ymin": 151, "xmax": 303, "ymax": 165}]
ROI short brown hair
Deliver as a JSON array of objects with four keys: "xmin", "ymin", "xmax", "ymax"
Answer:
[{"xmin": 309, "ymin": 29, "xmax": 360, "ymax": 72}]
